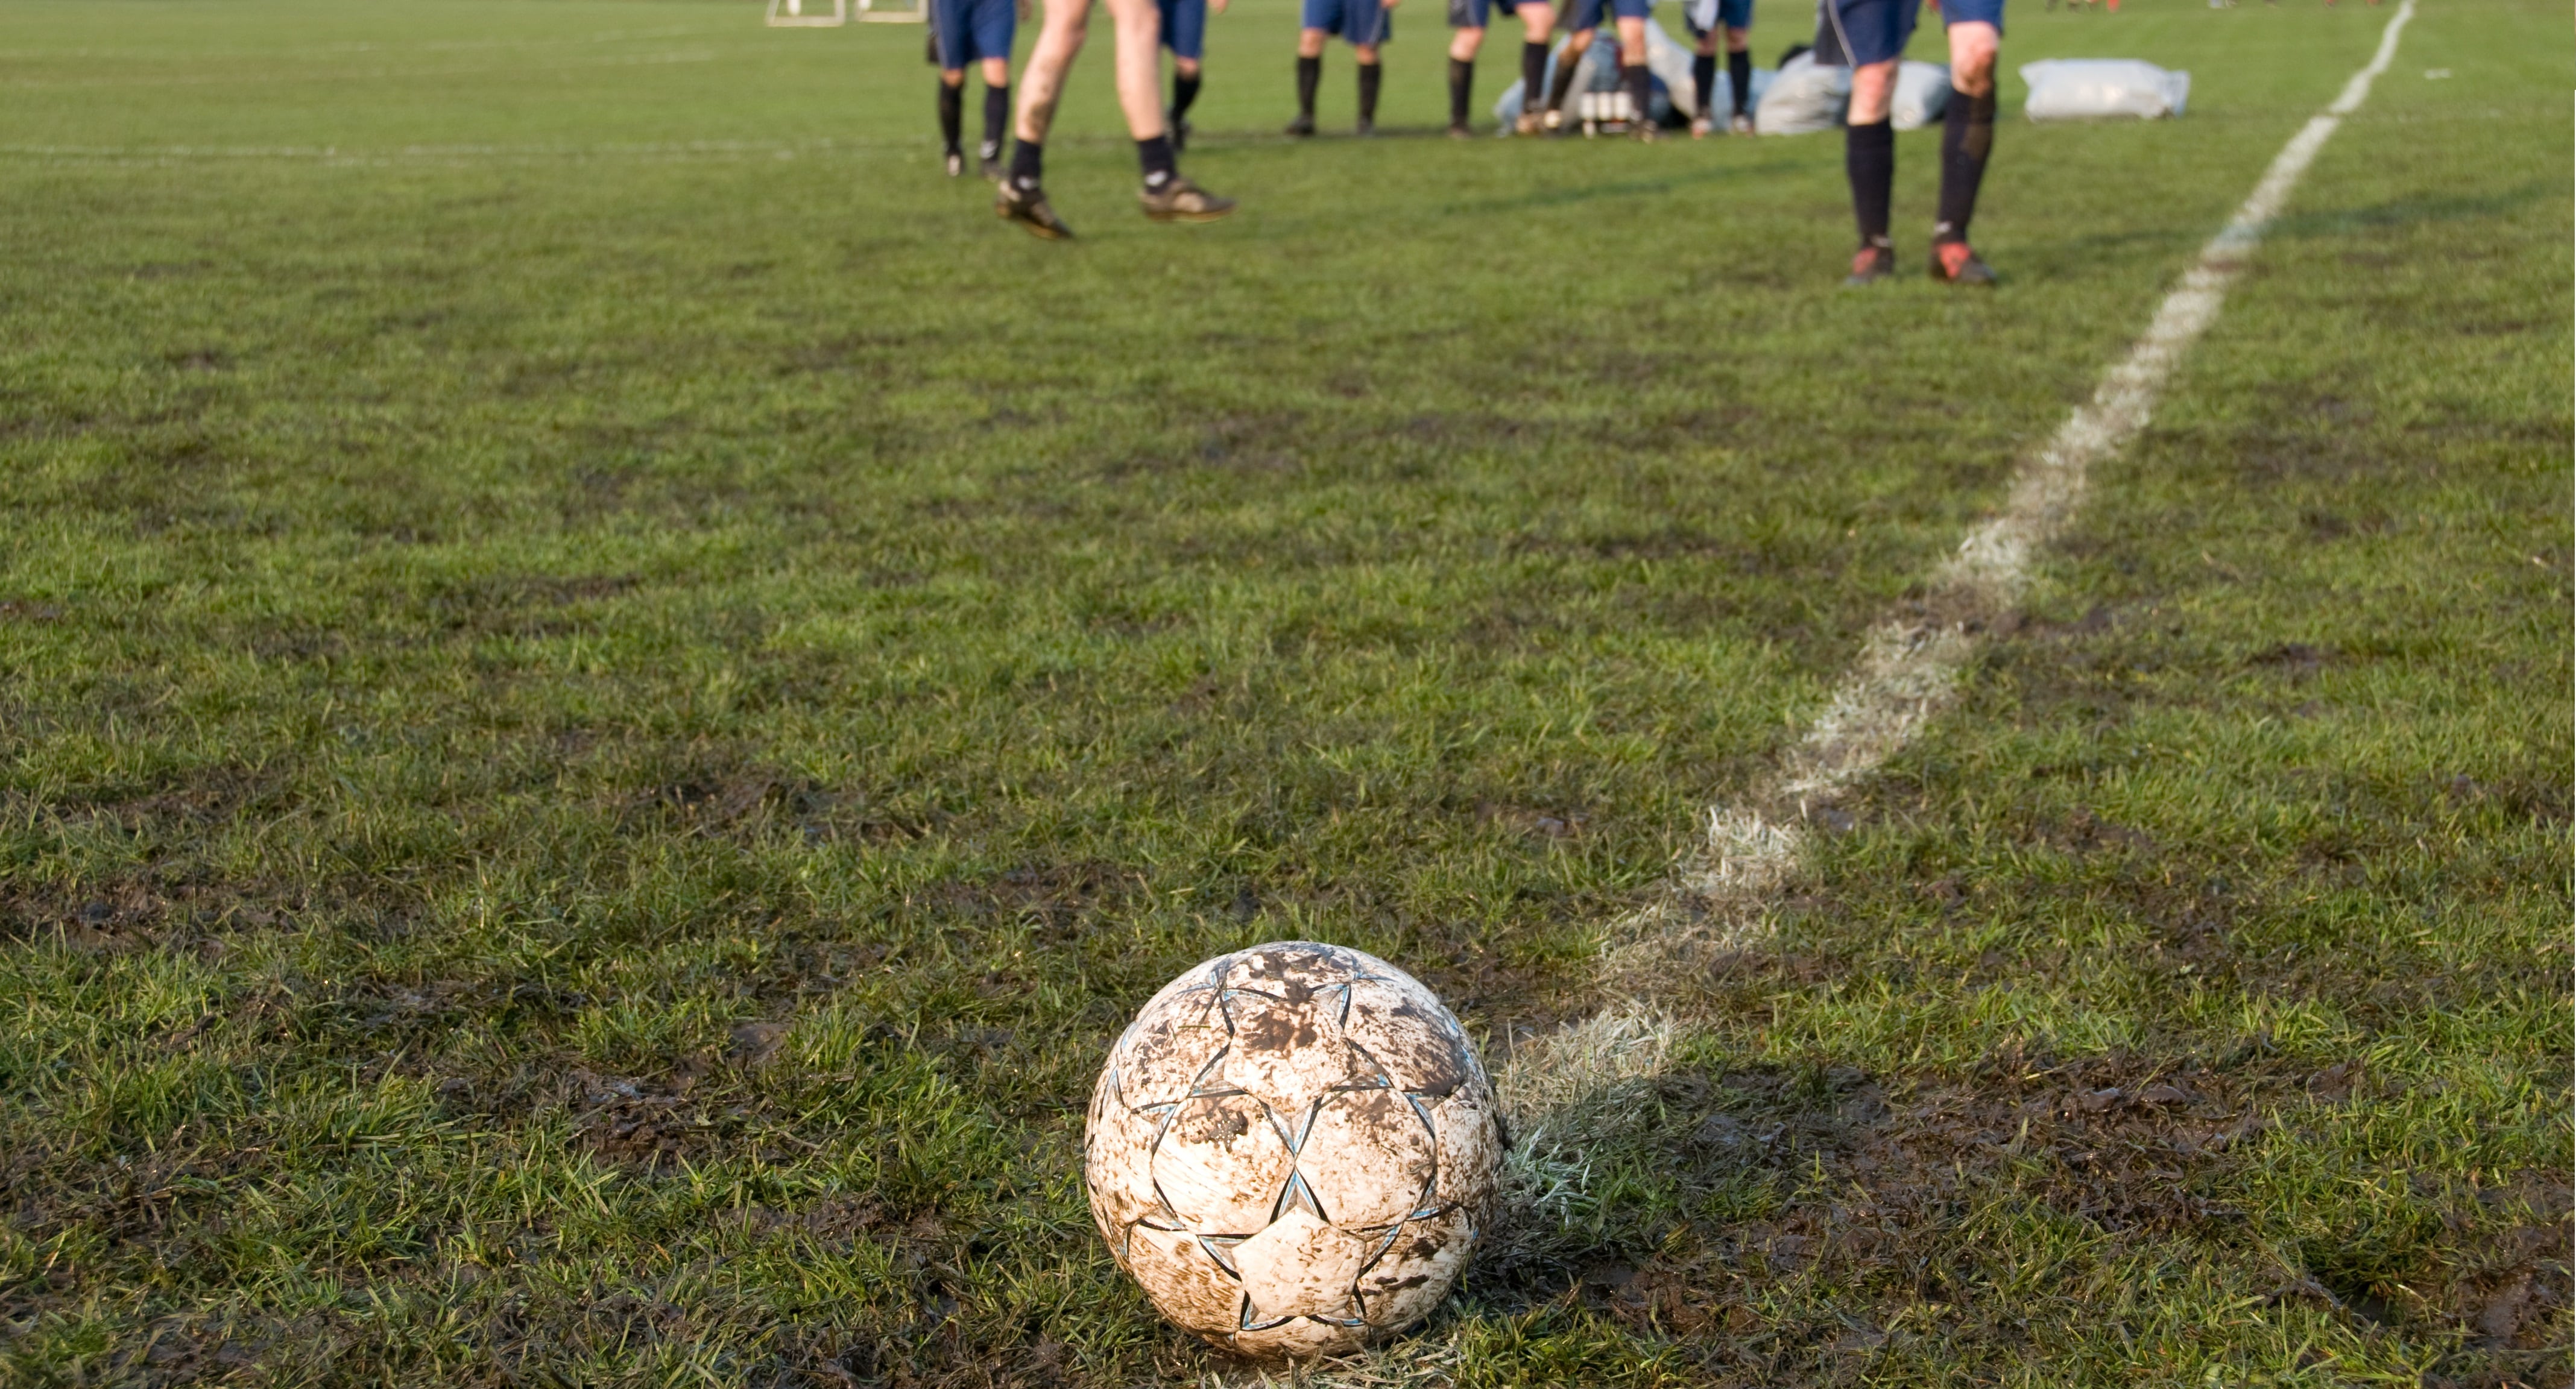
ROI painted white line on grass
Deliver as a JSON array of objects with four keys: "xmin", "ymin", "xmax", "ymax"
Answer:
[{"xmin": 1495, "ymin": 0, "xmax": 2418, "ymax": 1186}]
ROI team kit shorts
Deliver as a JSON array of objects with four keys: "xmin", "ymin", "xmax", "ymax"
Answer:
[
  {"xmin": 1158, "ymin": 0, "xmax": 1207, "ymax": 58},
  {"xmin": 1445, "ymin": 0, "xmax": 1529, "ymax": 30},
  {"xmin": 1814, "ymin": 0, "xmax": 2001, "ymax": 66},
  {"xmin": 1565, "ymin": 0, "xmax": 1652, "ymax": 30},
  {"xmin": 1302, "ymin": 0, "xmax": 1392, "ymax": 45},
  {"xmin": 930, "ymin": 0, "xmax": 1015, "ymax": 67},
  {"xmin": 1681, "ymin": 0, "xmax": 1752, "ymax": 39}
]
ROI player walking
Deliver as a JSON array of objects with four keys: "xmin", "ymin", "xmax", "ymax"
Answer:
[
  {"xmin": 1816, "ymin": 0, "xmax": 2001, "ymax": 283},
  {"xmin": 931, "ymin": 0, "xmax": 1023, "ymax": 178},
  {"xmin": 997, "ymin": 0, "xmax": 1235, "ymax": 237},
  {"xmin": 1443, "ymin": 0, "xmax": 1553, "ymax": 137},
  {"xmin": 1161, "ymin": 0, "xmax": 1220, "ymax": 151},
  {"xmin": 1682, "ymin": 0, "xmax": 1754, "ymax": 136},
  {"xmin": 1538, "ymin": 0, "xmax": 1656, "ymax": 139},
  {"xmin": 1285, "ymin": 0, "xmax": 1397, "ymax": 137}
]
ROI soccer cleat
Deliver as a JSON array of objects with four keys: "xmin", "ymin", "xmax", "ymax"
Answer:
[
  {"xmin": 1139, "ymin": 175, "xmax": 1236, "ymax": 222},
  {"xmin": 1541, "ymin": 106, "xmax": 1565, "ymax": 131},
  {"xmin": 976, "ymin": 140, "xmax": 1003, "ymax": 182},
  {"xmin": 1631, "ymin": 119, "xmax": 1658, "ymax": 142},
  {"xmin": 1285, "ymin": 113, "xmax": 1317, "ymax": 136},
  {"xmin": 1170, "ymin": 116, "xmax": 1192, "ymax": 154},
  {"xmin": 1845, "ymin": 241, "xmax": 1896, "ymax": 286},
  {"xmin": 1690, "ymin": 113, "xmax": 1713, "ymax": 137},
  {"xmin": 1514, "ymin": 110, "xmax": 1544, "ymax": 136},
  {"xmin": 1931, "ymin": 241, "xmax": 1998, "ymax": 286},
  {"xmin": 1448, "ymin": 121, "xmax": 1473, "ymax": 139},
  {"xmin": 996, "ymin": 181, "xmax": 1075, "ymax": 239},
  {"xmin": 944, "ymin": 150, "xmax": 965, "ymax": 177},
  {"xmin": 1355, "ymin": 117, "xmax": 1374, "ymax": 137},
  {"xmin": 1729, "ymin": 112, "xmax": 1755, "ymax": 135}
]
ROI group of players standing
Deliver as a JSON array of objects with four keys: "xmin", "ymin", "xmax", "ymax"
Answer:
[{"xmin": 930, "ymin": 0, "xmax": 2001, "ymax": 284}]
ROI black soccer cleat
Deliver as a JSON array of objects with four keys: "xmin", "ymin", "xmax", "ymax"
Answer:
[
  {"xmin": 1139, "ymin": 174, "xmax": 1236, "ymax": 222},
  {"xmin": 996, "ymin": 180, "xmax": 1075, "ymax": 239},
  {"xmin": 1285, "ymin": 113, "xmax": 1317, "ymax": 136},
  {"xmin": 1845, "ymin": 240, "xmax": 1897, "ymax": 286},
  {"xmin": 1931, "ymin": 240, "xmax": 1998, "ymax": 286}
]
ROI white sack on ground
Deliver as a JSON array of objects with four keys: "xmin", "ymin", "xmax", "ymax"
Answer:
[
  {"xmin": 1756, "ymin": 51, "xmax": 1849, "ymax": 134},
  {"xmin": 1889, "ymin": 60, "xmax": 1950, "ymax": 130},
  {"xmin": 1494, "ymin": 22, "xmax": 1720, "ymax": 127},
  {"xmin": 2020, "ymin": 58, "xmax": 2191, "ymax": 120}
]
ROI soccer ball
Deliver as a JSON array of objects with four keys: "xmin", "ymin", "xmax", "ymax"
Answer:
[{"xmin": 1083, "ymin": 941, "xmax": 1501, "ymax": 1359}]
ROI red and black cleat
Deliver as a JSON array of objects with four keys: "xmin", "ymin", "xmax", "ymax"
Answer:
[
  {"xmin": 1845, "ymin": 239, "xmax": 1898, "ymax": 286},
  {"xmin": 1931, "ymin": 240, "xmax": 1998, "ymax": 286}
]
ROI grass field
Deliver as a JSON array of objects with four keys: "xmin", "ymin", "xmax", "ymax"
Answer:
[{"xmin": 2, "ymin": 0, "xmax": 2568, "ymax": 1383}]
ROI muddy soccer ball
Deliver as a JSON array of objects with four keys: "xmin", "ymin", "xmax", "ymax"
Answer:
[{"xmin": 1082, "ymin": 941, "xmax": 1501, "ymax": 1359}]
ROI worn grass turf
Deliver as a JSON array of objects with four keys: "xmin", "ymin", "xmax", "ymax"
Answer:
[{"xmin": 1, "ymin": 0, "xmax": 2566, "ymax": 1383}]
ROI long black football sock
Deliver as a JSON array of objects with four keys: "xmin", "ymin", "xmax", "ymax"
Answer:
[
  {"xmin": 1934, "ymin": 86, "xmax": 1997, "ymax": 243},
  {"xmin": 1448, "ymin": 56, "xmax": 1473, "ymax": 126},
  {"xmin": 1691, "ymin": 54, "xmax": 1716, "ymax": 119},
  {"xmin": 1172, "ymin": 71, "xmax": 1202, "ymax": 122},
  {"xmin": 937, "ymin": 81, "xmax": 964, "ymax": 154},
  {"xmin": 1008, "ymin": 137, "xmax": 1043, "ymax": 191},
  {"xmin": 1521, "ymin": 41, "xmax": 1549, "ymax": 109},
  {"xmin": 1845, "ymin": 118, "xmax": 1893, "ymax": 245},
  {"xmin": 981, "ymin": 84, "xmax": 1009, "ymax": 156},
  {"xmin": 1620, "ymin": 62, "xmax": 1651, "ymax": 124},
  {"xmin": 1137, "ymin": 133, "xmax": 1176, "ymax": 189},
  {"xmin": 1296, "ymin": 54, "xmax": 1322, "ymax": 119},
  {"xmin": 1728, "ymin": 49, "xmax": 1752, "ymax": 116},
  {"xmin": 1545, "ymin": 47, "xmax": 1580, "ymax": 111},
  {"xmin": 1357, "ymin": 60, "xmax": 1382, "ymax": 125}
]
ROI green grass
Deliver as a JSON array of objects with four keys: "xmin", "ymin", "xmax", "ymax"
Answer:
[{"xmin": 1, "ymin": 0, "xmax": 2566, "ymax": 1383}]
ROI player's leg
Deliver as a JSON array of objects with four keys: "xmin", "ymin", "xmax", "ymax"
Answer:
[
  {"xmin": 999, "ymin": 0, "xmax": 1088, "ymax": 236},
  {"xmin": 1447, "ymin": 0, "xmax": 1486, "ymax": 139},
  {"xmin": 1929, "ymin": 15, "xmax": 1997, "ymax": 282},
  {"xmin": 1100, "ymin": 0, "xmax": 1236, "ymax": 219},
  {"xmin": 1350, "ymin": 0, "xmax": 1387, "ymax": 137},
  {"xmin": 1544, "ymin": 4, "xmax": 1598, "ymax": 125},
  {"xmin": 1612, "ymin": 9, "xmax": 1650, "ymax": 138},
  {"xmin": 976, "ymin": 56, "xmax": 1012, "ymax": 175},
  {"xmin": 1721, "ymin": 0, "xmax": 1754, "ymax": 131},
  {"xmin": 939, "ymin": 69, "xmax": 968, "ymax": 174},
  {"xmin": 1290, "ymin": 0, "xmax": 1333, "ymax": 135},
  {"xmin": 1512, "ymin": 0, "xmax": 1553, "ymax": 131},
  {"xmin": 1163, "ymin": 0, "xmax": 1205, "ymax": 151},
  {"xmin": 1819, "ymin": 0, "xmax": 1918, "ymax": 282},
  {"xmin": 1688, "ymin": 16, "xmax": 1717, "ymax": 137}
]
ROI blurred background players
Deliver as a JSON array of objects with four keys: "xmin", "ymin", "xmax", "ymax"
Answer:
[
  {"xmin": 1817, "ymin": 0, "xmax": 2001, "ymax": 283},
  {"xmin": 999, "ymin": 0, "xmax": 1235, "ymax": 236},
  {"xmin": 1443, "ymin": 0, "xmax": 1552, "ymax": 137},
  {"xmin": 1539, "ymin": 0, "xmax": 1655, "ymax": 139},
  {"xmin": 931, "ymin": 0, "xmax": 1023, "ymax": 177},
  {"xmin": 1161, "ymin": 0, "xmax": 1220, "ymax": 151},
  {"xmin": 1286, "ymin": 0, "xmax": 1398, "ymax": 136},
  {"xmin": 1682, "ymin": 0, "xmax": 1753, "ymax": 136}
]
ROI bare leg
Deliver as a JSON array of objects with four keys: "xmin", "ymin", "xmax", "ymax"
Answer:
[
  {"xmin": 1101, "ymin": 0, "xmax": 1169, "ymax": 139},
  {"xmin": 1014, "ymin": 0, "xmax": 1093, "ymax": 143}
]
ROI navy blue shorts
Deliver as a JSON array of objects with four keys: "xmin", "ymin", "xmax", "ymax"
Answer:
[
  {"xmin": 1567, "ymin": 0, "xmax": 1652, "ymax": 32},
  {"xmin": 1941, "ymin": 0, "xmax": 2003, "ymax": 30},
  {"xmin": 1814, "ymin": 0, "xmax": 2000, "ymax": 66},
  {"xmin": 1159, "ymin": 0, "xmax": 1207, "ymax": 55},
  {"xmin": 1302, "ymin": 0, "xmax": 1391, "ymax": 44},
  {"xmin": 1681, "ymin": 0, "xmax": 1752, "ymax": 37},
  {"xmin": 1448, "ymin": 0, "xmax": 1532, "ymax": 28},
  {"xmin": 931, "ymin": 0, "xmax": 1015, "ymax": 67}
]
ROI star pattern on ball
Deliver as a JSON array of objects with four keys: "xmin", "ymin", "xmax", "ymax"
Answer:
[{"xmin": 1084, "ymin": 942, "xmax": 1500, "ymax": 1358}]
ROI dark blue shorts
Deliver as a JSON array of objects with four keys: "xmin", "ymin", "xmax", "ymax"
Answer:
[
  {"xmin": 1941, "ymin": 0, "xmax": 2004, "ymax": 30},
  {"xmin": 1682, "ymin": 0, "xmax": 1752, "ymax": 37},
  {"xmin": 1448, "ymin": 0, "xmax": 1532, "ymax": 28},
  {"xmin": 1158, "ymin": 0, "xmax": 1207, "ymax": 56},
  {"xmin": 1567, "ymin": 0, "xmax": 1652, "ymax": 32},
  {"xmin": 930, "ymin": 0, "xmax": 1015, "ymax": 67},
  {"xmin": 1814, "ymin": 0, "xmax": 2000, "ymax": 66},
  {"xmin": 1302, "ymin": 0, "xmax": 1391, "ymax": 44}
]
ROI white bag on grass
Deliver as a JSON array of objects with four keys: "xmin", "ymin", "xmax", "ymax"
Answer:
[
  {"xmin": 1755, "ymin": 51, "xmax": 1849, "ymax": 134},
  {"xmin": 2020, "ymin": 58, "xmax": 2191, "ymax": 120},
  {"xmin": 1889, "ymin": 60, "xmax": 1951, "ymax": 130}
]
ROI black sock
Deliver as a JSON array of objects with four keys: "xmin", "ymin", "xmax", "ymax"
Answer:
[
  {"xmin": 1935, "ymin": 86, "xmax": 1997, "ymax": 244},
  {"xmin": 1521, "ymin": 41, "xmax": 1549, "ymax": 109},
  {"xmin": 1296, "ymin": 54, "xmax": 1322, "ymax": 118},
  {"xmin": 1691, "ymin": 54, "xmax": 1716, "ymax": 118},
  {"xmin": 1448, "ymin": 55, "xmax": 1474, "ymax": 126},
  {"xmin": 1357, "ymin": 60, "xmax": 1382, "ymax": 124},
  {"xmin": 1728, "ymin": 49, "xmax": 1752, "ymax": 115},
  {"xmin": 981, "ymin": 84, "xmax": 1009, "ymax": 156},
  {"xmin": 1009, "ymin": 137, "xmax": 1043, "ymax": 191},
  {"xmin": 1137, "ymin": 133, "xmax": 1176, "ymax": 187},
  {"xmin": 1845, "ymin": 118, "xmax": 1893, "ymax": 244},
  {"xmin": 937, "ymin": 81, "xmax": 964, "ymax": 154},
  {"xmin": 1172, "ymin": 71, "xmax": 1202, "ymax": 122},
  {"xmin": 1545, "ymin": 48, "xmax": 1580, "ymax": 111},
  {"xmin": 1620, "ymin": 62, "xmax": 1650, "ymax": 123}
]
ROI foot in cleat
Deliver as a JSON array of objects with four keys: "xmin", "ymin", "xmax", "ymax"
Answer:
[
  {"xmin": 944, "ymin": 150, "xmax": 964, "ymax": 178},
  {"xmin": 1284, "ymin": 113, "xmax": 1317, "ymax": 136},
  {"xmin": 1729, "ymin": 112, "xmax": 1755, "ymax": 135},
  {"xmin": 1690, "ymin": 114, "xmax": 1713, "ymax": 138},
  {"xmin": 1541, "ymin": 107, "xmax": 1565, "ymax": 132},
  {"xmin": 1845, "ymin": 239, "xmax": 1896, "ymax": 286},
  {"xmin": 1139, "ymin": 175, "xmax": 1236, "ymax": 222},
  {"xmin": 1447, "ymin": 121, "xmax": 1473, "ymax": 139},
  {"xmin": 1931, "ymin": 240, "xmax": 1997, "ymax": 286},
  {"xmin": 996, "ymin": 181, "xmax": 1075, "ymax": 239},
  {"xmin": 1631, "ymin": 121, "xmax": 1658, "ymax": 142},
  {"xmin": 1354, "ymin": 117, "xmax": 1374, "ymax": 137},
  {"xmin": 1514, "ymin": 111, "xmax": 1543, "ymax": 136},
  {"xmin": 976, "ymin": 140, "xmax": 1003, "ymax": 182}
]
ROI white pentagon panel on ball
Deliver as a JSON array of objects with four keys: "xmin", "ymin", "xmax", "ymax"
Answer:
[
  {"xmin": 1084, "ymin": 941, "xmax": 1501, "ymax": 1359},
  {"xmin": 1295, "ymin": 1087, "xmax": 1436, "ymax": 1229},
  {"xmin": 1151, "ymin": 1092, "xmax": 1295, "ymax": 1235}
]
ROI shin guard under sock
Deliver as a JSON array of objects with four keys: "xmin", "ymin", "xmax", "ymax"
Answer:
[
  {"xmin": 980, "ymin": 84, "xmax": 1009, "ymax": 156},
  {"xmin": 1521, "ymin": 41, "xmax": 1549, "ymax": 110},
  {"xmin": 936, "ymin": 81, "xmax": 964, "ymax": 153},
  {"xmin": 1296, "ymin": 54, "xmax": 1322, "ymax": 119},
  {"xmin": 1620, "ymin": 62, "xmax": 1651, "ymax": 124},
  {"xmin": 1448, "ymin": 56, "xmax": 1474, "ymax": 126},
  {"xmin": 1172, "ymin": 71, "xmax": 1202, "ymax": 122},
  {"xmin": 1357, "ymin": 60, "xmax": 1382, "ymax": 125},
  {"xmin": 1845, "ymin": 118, "xmax": 1894, "ymax": 244},
  {"xmin": 1545, "ymin": 49, "xmax": 1580, "ymax": 112},
  {"xmin": 1691, "ymin": 54, "xmax": 1716, "ymax": 118},
  {"xmin": 1728, "ymin": 49, "xmax": 1752, "ymax": 115},
  {"xmin": 1935, "ymin": 86, "xmax": 1997, "ymax": 243}
]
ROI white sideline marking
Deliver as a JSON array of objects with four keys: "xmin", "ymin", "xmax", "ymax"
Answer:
[{"xmin": 1493, "ymin": 0, "xmax": 2419, "ymax": 1192}]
